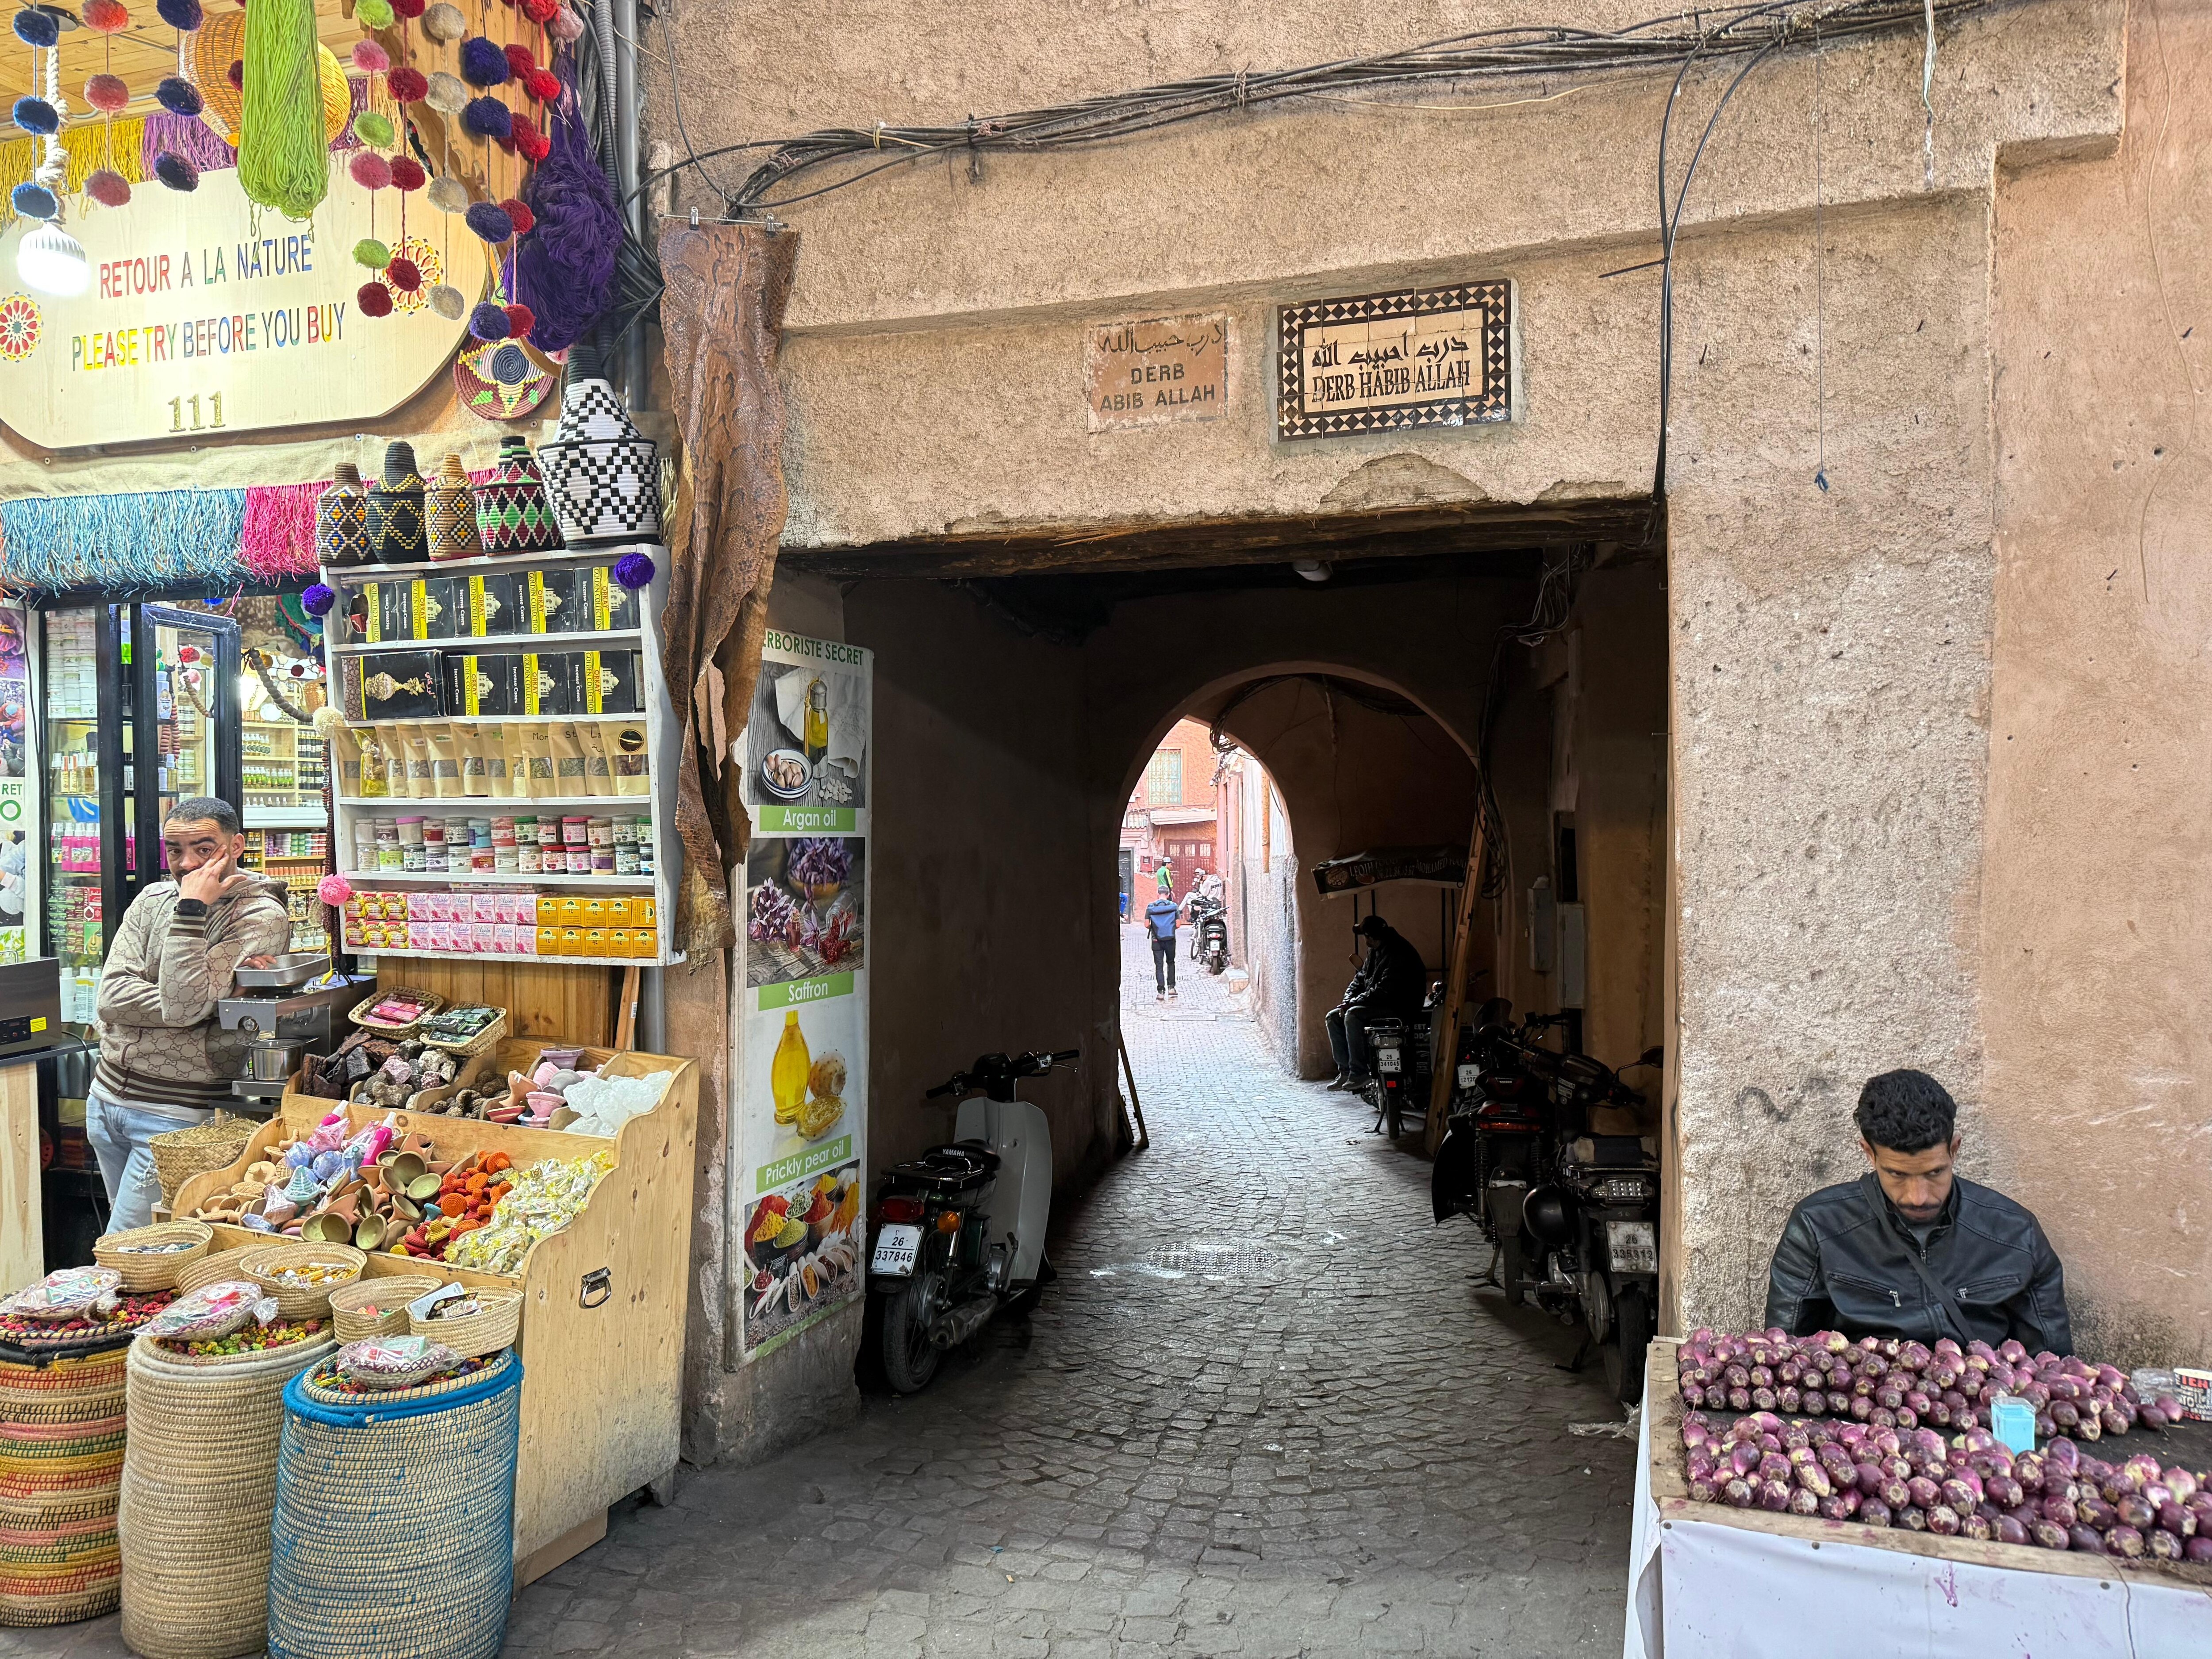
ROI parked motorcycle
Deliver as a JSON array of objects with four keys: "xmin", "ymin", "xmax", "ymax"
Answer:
[
  {"xmin": 1188, "ymin": 895, "xmax": 1229, "ymax": 975},
  {"xmin": 864, "ymin": 1048, "xmax": 1075, "ymax": 1394},
  {"xmin": 1432, "ymin": 1004, "xmax": 1663, "ymax": 1402},
  {"xmin": 1363, "ymin": 991, "xmax": 1438, "ymax": 1141}
]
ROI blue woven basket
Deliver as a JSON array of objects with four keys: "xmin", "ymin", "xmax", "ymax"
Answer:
[{"xmin": 266, "ymin": 1354, "xmax": 522, "ymax": 1659}]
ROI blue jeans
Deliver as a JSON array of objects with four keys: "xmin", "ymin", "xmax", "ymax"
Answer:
[{"xmin": 85, "ymin": 1086, "xmax": 204, "ymax": 1231}]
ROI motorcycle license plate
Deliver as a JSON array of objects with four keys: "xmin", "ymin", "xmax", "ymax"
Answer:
[
  {"xmin": 1456, "ymin": 1063, "xmax": 1479, "ymax": 1088},
  {"xmin": 1375, "ymin": 1048, "xmax": 1401, "ymax": 1074},
  {"xmin": 1606, "ymin": 1219, "xmax": 1658, "ymax": 1275},
  {"xmin": 870, "ymin": 1224, "xmax": 923, "ymax": 1278}
]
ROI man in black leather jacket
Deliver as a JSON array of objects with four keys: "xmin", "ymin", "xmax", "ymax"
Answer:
[
  {"xmin": 1764, "ymin": 1069, "xmax": 2072, "ymax": 1353},
  {"xmin": 1324, "ymin": 915, "xmax": 1427, "ymax": 1091}
]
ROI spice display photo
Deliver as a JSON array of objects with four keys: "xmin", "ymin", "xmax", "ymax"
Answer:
[
  {"xmin": 744, "ymin": 836, "xmax": 865, "ymax": 987},
  {"xmin": 740, "ymin": 1159, "xmax": 864, "ymax": 1355},
  {"xmin": 743, "ymin": 634, "xmax": 870, "ymax": 811}
]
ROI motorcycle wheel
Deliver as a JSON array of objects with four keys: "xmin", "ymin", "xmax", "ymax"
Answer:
[
  {"xmin": 1498, "ymin": 1237, "xmax": 1528, "ymax": 1305},
  {"xmin": 879, "ymin": 1275, "xmax": 942, "ymax": 1395},
  {"xmin": 1604, "ymin": 1282, "xmax": 1653, "ymax": 1405}
]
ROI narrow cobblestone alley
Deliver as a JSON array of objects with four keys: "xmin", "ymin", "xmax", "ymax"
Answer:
[{"xmin": 5, "ymin": 925, "xmax": 1635, "ymax": 1659}]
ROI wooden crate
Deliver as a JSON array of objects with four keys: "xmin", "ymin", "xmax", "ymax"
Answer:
[
  {"xmin": 1644, "ymin": 1338, "xmax": 2212, "ymax": 1589},
  {"xmin": 173, "ymin": 1045, "xmax": 697, "ymax": 1584}
]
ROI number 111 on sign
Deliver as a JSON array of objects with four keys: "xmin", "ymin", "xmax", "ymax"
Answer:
[{"xmin": 169, "ymin": 392, "xmax": 227, "ymax": 433}]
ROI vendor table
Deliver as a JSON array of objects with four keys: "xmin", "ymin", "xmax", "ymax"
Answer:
[{"xmin": 1624, "ymin": 1339, "xmax": 2212, "ymax": 1657}]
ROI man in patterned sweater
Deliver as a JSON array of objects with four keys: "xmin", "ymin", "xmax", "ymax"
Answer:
[{"xmin": 86, "ymin": 797, "xmax": 292, "ymax": 1228}]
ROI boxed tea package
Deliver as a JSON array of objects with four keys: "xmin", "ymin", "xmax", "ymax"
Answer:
[
  {"xmin": 607, "ymin": 720, "xmax": 649, "ymax": 796},
  {"xmin": 527, "ymin": 569, "xmax": 583, "ymax": 635},
  {"xmin": 414, "ymin": 575, "xmax": 466, "ymax": 641},
  {"xmin": 521, "ymin": 652, "xmax": 573, "ymax": 715},
  {"xmin": 468, "ymin": 571, "xmax": 527, "ymax": 638},
  {"xmin": 445, "ymin": 652, "xmax": 523, "ymax": 717},
  {"xmin": 347, "ymin": 650, "xmax": 445, "ymax": 722},
  {"xmin": 577, "ymin": 650, "xmax": 644, "ymax": 715}
]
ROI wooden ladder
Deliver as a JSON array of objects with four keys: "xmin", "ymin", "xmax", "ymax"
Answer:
[{"xmin": 1424, "ymin": 814, "xmax": 1491, "ymax": 1155}]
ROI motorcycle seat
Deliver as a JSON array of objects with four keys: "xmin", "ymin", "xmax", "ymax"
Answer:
[{"xmin": 889, "ymin": 1144, "xmax": 1001, "ymax": 1190}]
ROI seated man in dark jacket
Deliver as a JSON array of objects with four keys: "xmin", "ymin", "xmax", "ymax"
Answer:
[
  {"xmin": 1765, "ymin": 1069, "xmax": 2071, "ymax": 1353},
  {"xmin": 1324, "ymin": 914, "xmax": 1427, "ymax": 1091}
]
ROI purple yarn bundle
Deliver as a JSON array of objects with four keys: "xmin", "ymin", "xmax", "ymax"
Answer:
[
  {"xmin": 511, "ymin": 61, "xmax": 620, "ymax": 352},
  {"xmin": 142, "ymin": 111, "xmax": 237, "ymax": 175}
]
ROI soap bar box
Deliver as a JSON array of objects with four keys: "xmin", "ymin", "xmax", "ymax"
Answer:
[{"xmin": 340, "ymin": 650, "xmax": 445, "ymax": 722}]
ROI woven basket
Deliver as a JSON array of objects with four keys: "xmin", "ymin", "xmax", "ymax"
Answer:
[
  {"xmin": 347, "ymin": 987, "xmax": 445, "ymax": 1037},
  {"xmin": 238, "ymin": 1244, "xmax": 366, "ymax": 1321},
  {"xmin": 0, "ymin": 1348, "xmax": 131, "ymax": 1629},
  {"xmin": 148, "ymin": 1115, "xmax": 257, "ymax": 1207},
  {"xmin": 176, "ymin": 1246, "xmax": 261, "ymax": 1298},
  {"xmin": 92, "ymin": 1222, "xmax": 213, "ymax": 1293},
  {"xmin": 329, "ymin": 1276, "xmax": 444, "ymax": 1343},
  {"xmin": 120, "ymin": 1331, "xmax": 334, "ymax": 1659},
  {"xmin": 407, "ymin": 1286, "xmax": 522, "ymax": 1359},
  {"xmin": 419, "ymin": 1006, "xmax": 509, "ymax": 1057},
  {"xmin": 134, "ymin": 1331, "xmax": 328, "ymax": 1370},
  {"xmin": 268, "ymin": 1353, "xmax": 520, "ymax": 1659}
]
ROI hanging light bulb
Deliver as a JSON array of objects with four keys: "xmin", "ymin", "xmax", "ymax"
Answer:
[{"xmin": 17, "ymin": 221, "xmax": 89, "ymax": 296}]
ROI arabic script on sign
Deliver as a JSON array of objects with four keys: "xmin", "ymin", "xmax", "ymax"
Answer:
[
  {"xmin": 1084, "ymin": 311, "xmax": 1231, "ymax": 432},
  {"xmin": 1275, "ymin": 283, "xmax": 1512, "ymax": 440}
]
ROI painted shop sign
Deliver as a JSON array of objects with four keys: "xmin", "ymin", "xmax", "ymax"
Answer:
[
  {"xmin": 1085, "ymin": 311, "xmax": 1229, "ymax": 432},
  {"xmin": 1275, "ymin": 281, "xmax": 1513, "ymax": 441},
  {"xmin": 0, "ymin": 169, "xmax": 484, "ymax": 450}
]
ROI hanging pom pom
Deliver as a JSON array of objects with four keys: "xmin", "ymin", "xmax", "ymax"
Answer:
[
  {"xmin": 427, "ymin": 284, "xmax": 466, "ymax": 320},
  {"xmin": 152, "ymin": 152, "xmax": 200, "ymax": 191},
  {"xmin": 301, "ymin": 583, "xmax": 338, "ymax": 618},
  {"xmin": 357, "ymin": 280, "xmax": 395, "ymax": 318},
  {"xmin": 612, "ymin": 553, "xmax": 656, "ymax": 591},
  {"xmin": 511, "ymin": 113, "xmax": 548, "ymax": 162},
  {"xmin": 423, "ymin": 71, "xmax": 468, "ymax": 115},
  {"xmin": 11, "ymin": 10, "xmax": 60, "ymax": 47},
  {"xmin": 522, "ymin": 67, "xmax": 560, "ymax": 104},
  {"xmin": 388, "ymin": 65, "xmax": 428, "ymax": 104},
  {"xmin": 85, "ymin": 168, "xmax": 133, "ymax": 207},
  {"xmin": 154, "ymin": 77, "xmax": 203, "ymax": 117},
  {"xmin": 546, "ymin": 3, "xmax": 584, "ymax": 42},
  {"xmin": 499, "ymin": 196, "xmax": 534, "ymax": 235},
  {"xmin": 353, "ymin": 109, "xmax": 396, "ymax": 148},
  {"xmin": 426, "ymin": 175, "xmax": 469, "ymax": 213},
  {"xmin": 318, "ymin": 872, "xmax": 353, "ymax": 906},
  {"xmin": 350, "ymin": 39, "xmax": 390, "ymax": 74},
  {"xmin": 154, "ymin": 0, "xmax": 203, "ymax": 29},
  {"xmin": 502, "ymin": 43, "xmax": 535, "ymax": 82},
  {"xmin": 84, "ymin": 74, "xmax": 132, "ymax": 115},
  {"xmin": 353, "ymin": 0, "xmax": 394, "ymax": 26},
  {"xmin": 388, "ymin": 155, "xmax": 426, "ymax": 191},
  {"xmin": 353, "ymin": 237, "xmax": 392, "ymax": 269},
  {"xmin": 464, "ymin": 200, "xmax": 514, "ymax": 243},
  {"xmin": 391, "ymin": 0, "xmax": 426, "ymax": 15},
  {"xmin": 348, "ymin": 151, "xmax": 392, "ymax": 190},
  {"xmin": 11, "ymin": 98, "xmax": 59, "ymax": 137},
  {"xmin": 503, "ymin": 301, "xmax": 535, "ymax": 339},
  {"xmin": 8, "ymin": 181, "xmax": 58, "ymax": 220},
  {"xmin": 227, "ymin": 59, "xmax": 242, "ymax": 90},
  {"xmin": 85, "ymin": 0, "xmax": 134, "ymax": 33},
  {"xmin": 518, "ymin": 0, "xmax": 558, "ymax": 22},
  {"xmin": 461, "ymin": 97, "xmax": 512, "ymax": 141},
  {"xmin": 468, "ymin": 301, "xmax": 511, "ymax": 341},
  {"xmin": 420, "ymin": 1, "xmax": 465, "ymax": 42},
  {"xmin": 458, "ymin": 38, "xmax": 509, "ymax": 87},
  {"xmin": 385, "ymin": 255, "xmax": 422, "ymax": 292}
]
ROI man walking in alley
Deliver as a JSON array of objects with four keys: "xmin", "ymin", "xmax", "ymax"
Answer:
[{"xmin": 1144, "ymin": 890, "xmax": 1180, "ymax": 1001}]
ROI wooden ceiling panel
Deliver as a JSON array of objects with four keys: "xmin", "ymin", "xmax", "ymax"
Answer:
[{"xmin": 0, "ymin": 1, "xmax": 363, "ymax": 111}]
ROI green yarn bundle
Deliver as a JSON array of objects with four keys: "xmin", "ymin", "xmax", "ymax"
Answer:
[{"xmin": 237, "ymin": 0, "xmax": 326, "ymax": 220}]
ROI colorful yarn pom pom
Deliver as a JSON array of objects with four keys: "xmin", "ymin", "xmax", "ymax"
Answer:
[
  {"xmin": 502, "ymin": 43, "xmax": 535, "ymax": 81},
  {"xmin": 547, "ymin": 3, "xmax": 584, "ymax": 42},
  {"xmin": 350, "ymin": 39, "xmax": 389, "ymax": 73},
  {"xmin": 353, "ymin": 109, "xmax": 396, "ymax": 148},
  {"xmin": 421, "ymin": 1, "xmax": 465, "ymax": 41},
  {"xmin": 389, "ymin": 155, "xmax": 426, "ymax": 190},
  {"xmin": 353, "ymin": 0, "xmax": 394, "ymax": 26},
  {"xmin": 522, "ymin": 67, "xmax": 560, "ymax": 104},
  {"xmin": 613, "ymin": 552, "xmax": 655, "ymax": 590},
  {"xmin": 459, "ymin": 37, "xmax": 508, "ymax": 86},
  {"xmin": 426, "ymin": 175, "xmax": 469, "ymax": 213},
  {"xmin": 154, "ymin": 76, "xmax": 202, "ymax": 116},
  {"xmin": 227, "ymin": 58, "xmax": 243, "ymax": 89},
  {"xmin": 302, "ymin": 583, "xmax": 337, "ymax": 617},
  {"xmin": 388, "ymin": 65, "xmax": 428, "ymax": 104},
  {"xmin": 154, "ymin": 0, "xmax": 203, "ymax": 29},
  {"xmin": 357, "ymin": 281, "xmax": 395, "ymax": 318},
  {"xmin": 9, "ymin": 181, "xmax": 58, "ymax": 220},
  {"xmin": 464, "ymin": 200, "xmax": 514, "ymax": 243},
  {"xmin": 353, "ymin": 237, "xmax": 392, "ymax": 269},
  {"xmin": 84, "ymin": 0, "xmax": 133, "ymax": 32},
  {"xmin": 499, "ymin": 196, "xmax": 534, "ymax": 235},
  {"xmin": 392, "ymin": 0, "xmax": 426, "ymax": 16},
  {"xmin": 518, "ymin": 0, "xmax": 558, "ymax": 22},
  {"xmin": 12, "ymin": 97, "xmax": 59, "ymax": 137},
  {"xmin": 11, "ymin": 8, "xmax": 59, "ymax": 47},
  {"xmin": 468, "ymin": 301, "xmax": 511, "ymax": 341},
  {"xmin": 511, "ymin": 113, "xmax": 548, "ymax": 162},
  {"xmin": 85, "ymin": 74, "xmax": 132, "ymax": 114},
  {"xmin": 152, "ymin": 152, "xmax": 200, "ymax": 191},
  {"xmin": 317, "ymin": 872, "xmax": 353, "ymax": 905},
  {"xmin": 423, "ymin": 70, "xmax": 467, "ymax": 115},
  {"xmin": 348, "ymin": 151, "xmax": 392, "ymax": 189},
  {"xmin": 503, "ymin": 301, "xmax": 535, "ymax": 338},
  {"xmin": 385, "ymin": 256, "xmax": 421, "ymax": 292},
  {"xmin": 86, "ymin": 168, "xmax": 133, "ymax": 207},
  {"xmin": 428, "ymin": 284, "xmax": 466, "ymax": 320},
  {"xmin": 461, "ymin": 97, "xmax": 512, "ymax": 141}
]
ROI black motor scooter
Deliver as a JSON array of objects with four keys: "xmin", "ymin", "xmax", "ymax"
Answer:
[{"xmin": 1188, "ymin": 895, "xmax": 1229, "ymax": 975}]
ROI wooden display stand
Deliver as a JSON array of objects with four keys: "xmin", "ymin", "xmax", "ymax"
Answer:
[{"xmin": 173, "ymin": 1040, "xmax": 698, "ymax": 1585}]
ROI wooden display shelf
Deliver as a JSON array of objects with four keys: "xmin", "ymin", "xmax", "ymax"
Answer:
[
  {"xmin": 325, "ymin": 544, "xmax": 659, "ymax": 582},
  {"xmin": 351, "ymin": 948, "xmax": 662, "ymax": 969},
  {"xmin": 338, "ymin": 795, "xmax": 644, "ymax": 810},
  {"xmin": 174, "ymin": 1038, "xmax": 697, "ymax": 1584},
  {"xmin": 341, "ymin": 870, "xmax": 653, "ymax": 887},
  {"xmin": 337, "ymin": 711, "xmax": 645, "ymax": 729}
]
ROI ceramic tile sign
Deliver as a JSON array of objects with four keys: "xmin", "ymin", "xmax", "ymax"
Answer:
[
  {"xmin": 1085, "ymin": 311, "xmax": 1231, "ymax": 432},
  {"xmin": 1275, "ymin": 281, "xmax": 1514, "ymax": 440},
  {"xmin": 0, "ymin": 169, "xmax": 485, "ymax": 449},
  {"xmin": 736, "ymin": 630, "xmax": 872, "ymax": 1361}
]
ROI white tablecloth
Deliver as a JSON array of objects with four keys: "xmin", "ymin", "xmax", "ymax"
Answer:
[{"xmin": 1623, "ymin": 1377, "xmax": 2212, "ymax": 1657}]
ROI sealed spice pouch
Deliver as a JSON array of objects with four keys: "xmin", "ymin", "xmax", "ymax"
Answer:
[
  {"xmin": 336, "ymin": 1334, "xmax": 462, "ymax": 1390},
  {"xmin": 549, "ymin": 721, "xmax": 590, "ymax": 792},
  {"xmin": 578, "ymin": 720, "xmax": 614, "ymax": 793},
  {"xmin": 328, "ymin": 721, "xmax": 368, "ymax": 798},
  {"xmin": 368, "ymin": 725, "xmax": 405, "ymax": 798},
  {"xmin": 454, "ymin": 722, "xmax": 490, "ymax": 797},
  {"xmin": 425, "ymin": 722, "xmax": 465, "ymax": 798},
  {"xmin": 607, "ymin": 720, "xmax": 650, "ymax": 796},
  {"xmin": 360, "ymin": 650, "xmax": 445, "ymax": 721},
  {"xmin": 483, "ymin": 722, "xmax": 514, "ymax": 799},
  {"xmin": 395, "ymin": 723, "xmax": 434, "ymax": 798},
  {"xmin": 1, "ymin": 1266, "xmax": 123, "ymax": 1324},
  {"xmin": 140, "ymin": 1279, "xmax": 258, "ymax": 1340}
]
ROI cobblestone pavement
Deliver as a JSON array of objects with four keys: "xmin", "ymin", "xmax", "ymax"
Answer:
[{"xmin": 10, "ymin": 923, "xmax": 1634, "ymax": 1659}]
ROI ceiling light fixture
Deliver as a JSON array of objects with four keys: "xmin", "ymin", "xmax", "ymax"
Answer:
[
  {"xmin": 1292, "ymin": 559, "xmax": 1333, "ymax": 584},
  {"xmin": 16, "ymin": 221, "xmax": 90, "ymax": 296}
]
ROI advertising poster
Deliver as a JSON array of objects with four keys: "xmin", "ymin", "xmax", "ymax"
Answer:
[{"xmin": 736, "ymin": 632, "xmax": 872, "ymax": 1360}]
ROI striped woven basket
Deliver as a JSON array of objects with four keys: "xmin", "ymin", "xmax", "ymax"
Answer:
[
  {"xmin": 120, "ymin": 1331, "xmax": 335, "ymax": 1659},
  {"xmin": 0, "ymin": 1334, "xmax": 146, "ymax": 1628},
  {"xmin": 267, "ymin": 1352, "xmax": 522, "ymax": 1659}
]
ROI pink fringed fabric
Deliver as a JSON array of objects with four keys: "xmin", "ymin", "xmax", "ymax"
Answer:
[{"xmin": 240, "ymin": 480, "xmax": 326, "ymax": 579}]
